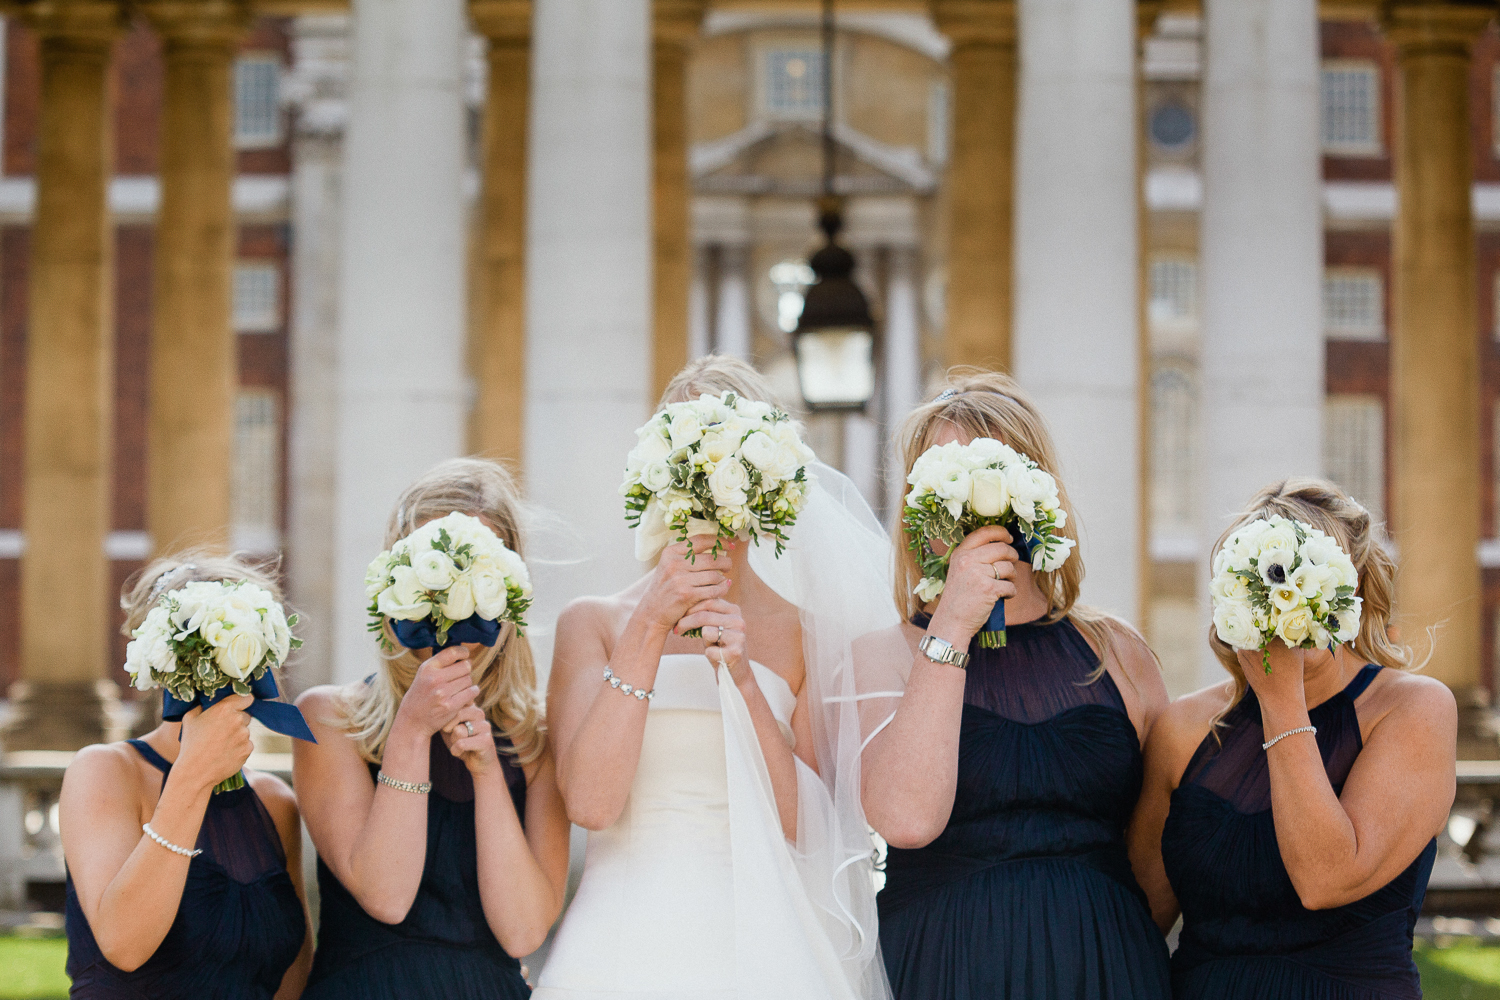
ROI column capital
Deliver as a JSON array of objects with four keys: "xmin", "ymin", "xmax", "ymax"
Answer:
[
  {"xmin": 653, "ymin": 0, "xmax": 707, "ymax": 49},
  {"xmin": 470, "ymin": 0, "xmax": 530, "ymax": 43},
  {"xmin": 930, "ymin": 0, "xmax": 1017, "ymax": 49},
  {"xmin": 1382, "ymin": 1, "xmax": 1496, "ymax": 50},
  {"xmin": 139, "ymin": 0, "xmax": 253, "ymax": 48},
  {"xmin": 15, "ymin": 0, "xmax": 126, "ymax": 44}
]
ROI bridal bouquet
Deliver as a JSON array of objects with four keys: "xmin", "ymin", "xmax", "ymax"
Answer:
[
  {"xmin": 125, "ymin": 579, "xmax": 312, "ymax": 792},
  {"xmin": 365, "ymin": 511, "xmax": 532, "ymax": 653},
  {"xmin": 1210, "ymin": 515, "xmax": 1361, "ymax": 675},
  {"xmin": 903, "ymin": 438, "xmax": 1075, "ymax": 649},
  {"xmin": 621, "ymin": 391, "xmax": 815, "ymax": 637}
]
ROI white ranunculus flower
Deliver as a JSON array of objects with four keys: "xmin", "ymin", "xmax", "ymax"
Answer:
[
  {"xmin": 1213, "ymin": 601, "xmax": 1263, "ymax": 650},
  {"xmin": 630, "ymin": 423, "xmax": 673, "ymax": 470},
  {"xmin": 708, "ymin": 458, "xmax": 751, "ymax": 508},
  {"xmin": 740, "ymin": 430, "xmax": 779, "ymax": 472},
  {"xmin": 442, "ymin": 575, "xmax": 477, "ymax": 622},
  {"xmin": 968, "ymin": 467, "xmax": 1010, "ymax": 518},
  {"xmin": 378, "ymin": 587, "xmax": 432, "ymax": 622},
  {"xmin": 1256, "ymin": 520, "xmax": 1298, "ymax": 557},
  {"xmin": 930, "ymin": 460, "xmax": 971, "ymax": 505},
  {"xmin": 914, "ymin": 577, "xmax": 945, "ymax": 603},
  {"xmin": 472, "ymin": 569, "xmax": 509, "ymax": 620},
  {"xmin": 265, "ymin": 605, "xmax": 292, "ymax": 661},
  {"xmin": 669, "ymin": 412, "xmax": 704, "ymax": 450},
  {"xmin": 639, "ymin": 461, "xmax": 673, "ymax": 494},
  {"xmin": 1276, "ymin": 605, "xmax": 1315, "ymax": 646},
  {"xmin": 413, "ymin": 549, "xmax": 458, "ymax": 592},
  {"xmin": 966, "ymin": 437, "xmax": 1017, "ymax": 466},
  {"xmin": 698, "ymin": 430, "xmax": 736, "ymax": 464},
  {"xmin": 1210, "ymin": 572, "xmax": 1252, "ymax": 604},
  {"xmin": 365, "ymin": 552, "xmax": 395, "ymax": 599},
  {"xmin": 692, "ymin": 394, "xmax": 731, "ymax": 425},
  {"xmin": 217, "ymin": 627, "xmax": 267, "ymax": 680},
  {"xmin": 1003, "ymin": 463, "xmax": 1046, "ymax": 523},
  {"xmin": 734, "ymin": 396, "xmax": 773, "ymax": 420}
]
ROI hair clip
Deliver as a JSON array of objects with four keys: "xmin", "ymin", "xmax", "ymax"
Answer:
[
  {"xmin": 149, "ymin": 563, "xmax": 198, "ymax": 603},
  {"xmin": 935, "ymin": 388, "xmax": 959, "ymax": 402}
]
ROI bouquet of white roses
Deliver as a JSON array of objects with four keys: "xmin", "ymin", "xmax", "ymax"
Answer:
[
  {"xmin": 1210, "ymin": 514, "xmax": 1361, "ymax": 675},
  {"xmin": 620, "ymin": 390, "xmax": 816, "ymax": 638},
  {"xmin": 365, "ymin": 511, "xmax": 532, "ymax": 653},
  {"xmin": 125, "ymin": 579, "xmax": 310, "ymax": 792},
  {"xmin": 902, "ymin": 438, "xmax": 1075, "ymax": 649}
]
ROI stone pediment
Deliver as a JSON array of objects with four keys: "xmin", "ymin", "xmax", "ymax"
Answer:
[{"xmin": 691, "ymin": 119, "xmax": 936, "ymax": 196}]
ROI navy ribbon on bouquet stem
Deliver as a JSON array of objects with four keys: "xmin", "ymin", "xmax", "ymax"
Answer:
[
  {"xmin": 392, "ymin": 614, "xmax": 503, "ymax": 653},
  {"xmin": 161, "ymin": 671, "xmax": 317, "ymax": 744},
  {"xmin": 979, "ymin": 527, "xmax": 1035, "ymax": 650}
]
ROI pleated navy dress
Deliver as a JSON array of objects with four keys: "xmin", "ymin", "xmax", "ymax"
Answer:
[
  {"xmin": 304, "ymin": 730, "xmax": 531, "ymax": 1000},
  {"xmin": 879, "ymin": 615, "xmax": 1171, "ymax": 1000},
  {"xmin": 64, "ymin": 739, "xmax": 306, "ymax": 999},
  {"xmin": 1163, "ymin": 663, "xmax": 1436, "ymax": 1000}
]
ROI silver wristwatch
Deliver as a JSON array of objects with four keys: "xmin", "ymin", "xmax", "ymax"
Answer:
[{"xmin": 919, "ymin": 634, "xmax": 969, "ymax": 671}]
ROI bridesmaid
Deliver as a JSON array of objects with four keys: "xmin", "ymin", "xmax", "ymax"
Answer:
[
  {"xmin": 1129, "ymin": 479, "xmax": 1456, "ymax": 1000},
  {"xmin": 60, "ymin": 554, "xmax": 312, "ymax": 999},
  {"xmin": 862, "ymin": 370, "xmax": 1172, "ymax": 999},
  {"xmin": 294, "ymin": 458, "xmax": 570, "ymax": 999}
]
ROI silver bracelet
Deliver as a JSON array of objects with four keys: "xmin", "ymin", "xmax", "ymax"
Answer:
[
  {"xmin": 377, "ymin": 770, "xmax": 432, "ymax": 795},
  {"xmin": 603, "ymin": 665, "xmax": 655, "ymax": 701},
  {"xmin": 1263, "ymin": 725, "xmax": 1317, "ymax": 751},
  {"xmin": 142, "ymin": 823, "xmax": 201, "ymax": 858}
]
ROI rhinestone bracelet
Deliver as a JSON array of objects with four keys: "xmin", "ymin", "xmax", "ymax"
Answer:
[
  {"xmin": 142, "ymin": 823, "xmax": 201, "ymax": 858},
  {"xmin": 603, "ymin": 665, "xmax": 655, "ymax": 701},
  {"xmin": 1262, "ymin": 725, "xmax": 1317, "ymax": 751},
  {"xmin": 377, "ymin": 770, "xmax": 432, "ymax": 795}
]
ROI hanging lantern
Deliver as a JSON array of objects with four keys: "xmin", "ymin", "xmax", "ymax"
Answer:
[{"xmin": 791, "ymin": 197, "xmax": 877, "ymax": 412}]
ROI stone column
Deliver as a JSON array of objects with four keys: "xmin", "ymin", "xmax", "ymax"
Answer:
[
  {"xmin": 1013, "ymin": 0, "xmax": 1140, "ymax": 620},
  {"xmin": 6, "ymin": 3, "xmax": 124, "ymax": 751},
  {"xmin": 883, "ymin": 245, "xmax": 921, "ymax": 519},
  {"xmin": 651, "ymin": 0, "xmax": 706, "ymax": 400},
  {"xmin": 333, "ymin": 0, "xmax": 469, "ymax": 683},
  {"xmin": 526, "ymin": 0, "xmax": 652, "ymax": 665},
  {"xmin": 930, "ymin": 0, "xmax": 1016, "ymax": 371},
  {"xmin": 713, "ymin": 242, "xmax": 751, "ymax": 359},
  {"xmin": 142, "ymin": 2, "xmax": 249, "ymax": 556},
  {"xmin": 469, "ymin": 1, "xmax": 530, "ymax": 465},
  {"xmin": 1197, "ymin": 0, "xmax": 1323, "ymax": 686},
  {"xmin": 1386, "ymin": 3, "xmax": 1493, "ymax": 692}
]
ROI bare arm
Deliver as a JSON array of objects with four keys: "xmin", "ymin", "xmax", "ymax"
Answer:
[
  {"xmin": 293, "ymin": 647, "xmax": 479, "ymax": 924},
  {"xmin": 250, "ymin": 771, "xmax": 314, "ymax": 1000},
  {"xmin": 1250, "ymin": 645, "xmax": 1457, "ymax": 910},
  {"xmin": 861, "ymin": 527, "xmax": 1018, "ymax": 848},
  {"xmin": 549, "ymin": 540, "xmax": 731, "ymax": 830},
  {"xmin": 60, "ymin": 697, "xmax": 255, "ymax": 972},
  {"xmin": 441, "ymin": 707, "xmax": 571, "ymax": 956}
]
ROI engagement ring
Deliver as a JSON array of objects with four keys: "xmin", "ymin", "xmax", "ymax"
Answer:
[{"xmin": 463, "ymin": 721, "xmax": 475, "ymax": 737}]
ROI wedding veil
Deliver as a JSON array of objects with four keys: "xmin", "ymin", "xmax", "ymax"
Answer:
[{"xmin": 747, "ymin": 461, "xmax": 905, "ymax": 1000}]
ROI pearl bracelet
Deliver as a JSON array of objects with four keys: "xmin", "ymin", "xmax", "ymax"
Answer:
[
  {"xmin": 603, "ymin": 665, "xmax": 655, "ymax": 701},
  {"xmin": 377, "ymin": 770, "xmax": 432, "ymax": 795},
  {"xmin": 142, "ymin": 823, "xmax": 201, "ymax": 858},
  {"xmin": 1262, "ymin": 725, "xmax": 1317, "ymax": 751}
]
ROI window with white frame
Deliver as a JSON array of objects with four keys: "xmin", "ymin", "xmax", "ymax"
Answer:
[
  {"xmin": 234, "ymin": 262, "xmax": 280, "ymax": 333},
  {"xmin": 232, "ymin": 390, "xmax": 281, "ymax": 553},
  {"xmin": 1321, "ymin": 61, "xmax": 1381, "ymax": 156},
  {"xmin": 1323, "ymin": 268, "xmax": 1384, "ymax": 340},
  {"xmin": 235, "ymin": 55, "xmax": 282, "ymax": 148},
  {"xmin": 1148, "ymin": 257, "xmax": 1197, "ymax": 327},
  {"xmin": 1150, "ymin": 359, "xmax": 1197, "ymax": 537},
  {"xmin": 762, "ymin": 48, "xmax": 824, "ymax": 120},
  {"xmin": 1323, "ymin": 395, "xmax": 1385, "ymax": 523}
]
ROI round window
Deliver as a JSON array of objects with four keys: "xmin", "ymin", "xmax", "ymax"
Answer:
[{"xmin": 1149, "ymin": 101, "xmax": 1196, "ymax": 152}]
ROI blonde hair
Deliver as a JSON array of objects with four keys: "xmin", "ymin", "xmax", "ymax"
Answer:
[
  {"xmin": 658, "ymin": 354, "xmax": 782, "ymax": 410},
  {"xmin": 339, "ymin": 458, "xmax": 546, "ymax": 767},
  {"xmin": 894, "ymin": 367, "xmax": 1132, "ymax": 668},
  {"xmin": 1208, "ymin": 478, "xmax": 1414, "ymax": 719}
]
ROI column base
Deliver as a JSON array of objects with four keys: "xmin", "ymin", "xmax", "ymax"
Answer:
[{"xmin": 2, "ymin": 679, "xmax": 125, "ymax": 751}]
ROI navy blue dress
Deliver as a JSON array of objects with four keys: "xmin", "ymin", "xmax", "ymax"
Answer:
[
  {"xmin": 1163, "ymin": 664, "xmax": 1436, "ymax": 1000},
  {"xmin": 65, "ymin": 739, "xmax": 305, "ymax": 999},
  {"xmin": 304, "ymin": 731, "xmax": 531, "ymax": 999},
  {"xmin": 879, "ymin": 615, "xmax": 1171, "ymax": 1000}
]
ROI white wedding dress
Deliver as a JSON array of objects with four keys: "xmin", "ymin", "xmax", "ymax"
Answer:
[{"xmin": 533, "ymin": 653, "xmax": 860, "ymax": 1000}]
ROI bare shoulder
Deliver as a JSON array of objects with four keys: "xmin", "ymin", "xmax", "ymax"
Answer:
[
  {"xmin": 295, "ymin": 683, "xmax": 358, "ymax": 730},
  {"xmin": 63, "ymin": 741, "xmax": 143, "ymax": 795},
  {"xmin": 1148, "ymin": 682, "xmax": 1233, "ymax": 779},
  {"xmin": 556, "ymin": 594, "xmax": 627, "ymax": 644},
  {"xmin": 245, "ymin": 769, "xmax": 298, "ymax": 822},
  {"xmin": 1099, "ymin": 619, "xmax": 1168, "ymax": 699},
  {"xmin": 1363, "ymin": 669, "xmax": 1458, "ymax": 740}
]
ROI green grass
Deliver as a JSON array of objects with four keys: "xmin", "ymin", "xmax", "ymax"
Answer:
[{"xmin": 0, "ymin": 936, "xmax": 68, "ymax": 1000}]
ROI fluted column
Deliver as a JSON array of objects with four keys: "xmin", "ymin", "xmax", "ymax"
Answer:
[
  {"xmin": 1385, "ymin": 2, "xmax": 1493, "ymax": 691},
  {"xmin": 651, "ymin": 0, "xmax": 706, "ymax": 400},
  {"xmin": 6, "ymin": 3, "xmax": 124, "ymax": 751},
  {"xmin": 1197, "ymin": 0, "xmax": 1323, "ymax": 686},
  {"xmin": 469, "ymin": 1, "xmax": 531, "ymax": 464},
  {"xmin": 142, "ymin": 2, "xmax": 249, "ymax": 555},
  {"xmin": 714, "ymin": 242, "xmax": 751, "ymax": 359},
  {"xmin": 931, "ymin": 0, "xmax": 1016, "ymax": 371}
]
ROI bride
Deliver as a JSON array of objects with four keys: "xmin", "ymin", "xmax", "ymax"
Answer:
[{"xmin": 534, "ymin": 357, "xmax": 895, "ymax": 1000}]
